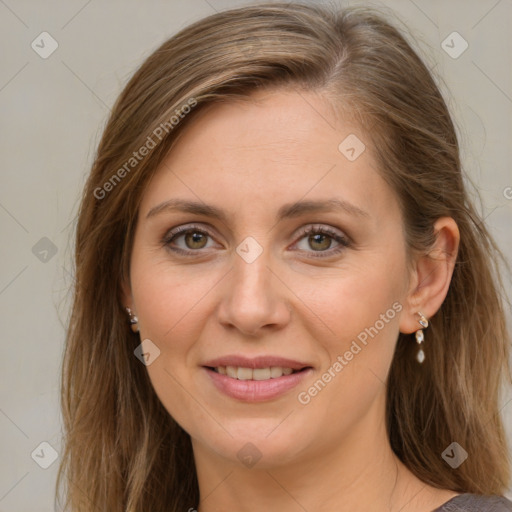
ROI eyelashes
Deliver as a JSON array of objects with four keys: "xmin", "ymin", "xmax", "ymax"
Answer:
[
  {"xmin": 161, "ymin": 223, "xmax": 351, "ymax": 258},
  {"xmin": 293, "ymin": 225, "xmax": 350, "ymax": 257},
  {"xmin": 162, "ymin": 224, "xmax": 217, "ymax": 254}
]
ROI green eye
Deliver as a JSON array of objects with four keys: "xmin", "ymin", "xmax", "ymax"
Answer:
[
  {"xmin": 293, "ymin": 225, "xmax": 350, "ymax": 257},
  {"xmin": 162, "ymin": 223, "xmax": 350, "ymax": 258},
  {"xmin": 163, "ymin": 224, "xmax": 216, "ymax": 254}
]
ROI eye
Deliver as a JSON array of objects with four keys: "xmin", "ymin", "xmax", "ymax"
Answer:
[
  {"xmin": 292, "ymin": 224, "xmax": 350, "ymax": 258},
  {"xmin": 162, "ymin": 223, "xmax": 350, "ymax": 258},
  {"xmin": 162, "ymin": 224, "xmax": 218, "ymax": 255}
]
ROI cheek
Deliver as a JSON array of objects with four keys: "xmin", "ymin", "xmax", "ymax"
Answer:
[
  {"xmin": 290, "ymin": 248, "xmax": 407, "ymax": 408},
  {"xmin": 130, "ymin": 253, "xmax": 220, "ymax": 345},
  {"xmin": 129, "ymin": 261, "xmax": 215, "ymax": 433},
  {"xmin": 291, "ymin": 271, "xmax": 404, "ymax": 442},
  {"xmin": 294, "ymin": 256, "xmax": 405, "ymax": 346}
]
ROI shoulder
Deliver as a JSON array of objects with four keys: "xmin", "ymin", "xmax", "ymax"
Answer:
[{"xmin": 434, "ymin": 493, "xmax": 512, "ymax": 511}]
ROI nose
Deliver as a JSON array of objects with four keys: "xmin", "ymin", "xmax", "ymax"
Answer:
[{"xmin": 216, "ymin": 245, "xmax": 292, "ymax": 337}]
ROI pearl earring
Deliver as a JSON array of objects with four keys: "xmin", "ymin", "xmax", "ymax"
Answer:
[
  {"xmin": 415, "ymin": 312, "xmax": 428, "ymax": 364},
  {"xmin": 125, "ymin": 307, "xmax": 139, "ymax": 333}
]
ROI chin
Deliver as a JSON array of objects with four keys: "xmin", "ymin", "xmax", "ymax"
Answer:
[{"xmin": 192, "ymin": 418, "xmax": 312, "ymax": 469}]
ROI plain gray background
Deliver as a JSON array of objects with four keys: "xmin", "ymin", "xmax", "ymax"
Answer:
[{"xmin": 0, "ymin": 0, "xmax": 511, "ymax": 510}]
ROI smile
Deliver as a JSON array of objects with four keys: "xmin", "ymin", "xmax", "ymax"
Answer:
[
  {"xmin": 203, "ymin": 365, "xmax": 312, "ymax": 402},
  {"xmin": 211, "ymin": 365, "xmax": 301, "ymax": 380}
]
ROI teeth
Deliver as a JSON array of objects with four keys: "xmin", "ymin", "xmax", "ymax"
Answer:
[
  {"xmin": 253, "ymin": 368, "xmax": 271, "ymax": 380},
  {"xmin": 226, "ymin": 366, "xmax": 238, "ymax": 378},
  {"xmin": 214, "ymin": 366, "xmax": 297, "ymax": 380},
  {"xmin": 270, "ymin": 366, "xmax": 284, "ymax": 378},
  {"xmin": 237, "ymin": 367, "xmax": 253, "ymax": 380}
]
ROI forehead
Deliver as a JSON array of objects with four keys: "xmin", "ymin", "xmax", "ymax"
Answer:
[{"xmin": 139, "ymin": 89, "xmax": 396, "ymax": 223}]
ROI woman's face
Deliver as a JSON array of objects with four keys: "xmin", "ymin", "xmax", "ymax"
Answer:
[{"xmin": 126, "ymin": 89, "xmax": 414, "ymax": 468}]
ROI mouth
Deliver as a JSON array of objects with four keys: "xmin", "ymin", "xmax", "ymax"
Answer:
[{"xmin": 202, "ymin": 360, "xmax": 313, "ymax": 402}]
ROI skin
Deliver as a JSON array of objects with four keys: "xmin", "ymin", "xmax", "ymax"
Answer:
[{"xmin": 123, "ymin": 89, "xmax": 460, "ymax": 512}]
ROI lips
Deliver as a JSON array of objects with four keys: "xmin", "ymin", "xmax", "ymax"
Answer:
[{"xmin": 202, "ymin": 355, "xmax": 313, "ymax": 402}]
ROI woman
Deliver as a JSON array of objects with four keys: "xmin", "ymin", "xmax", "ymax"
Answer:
[{"xmin": 56, "ymin": 3, "xmax": 512, "ymax": 511}]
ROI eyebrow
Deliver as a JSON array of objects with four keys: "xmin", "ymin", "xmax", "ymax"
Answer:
[{"xmin": 146, "ymin": 197, "xmax": 369, "ymax": 221}]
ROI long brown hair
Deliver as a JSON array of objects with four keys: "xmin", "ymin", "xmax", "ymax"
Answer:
[{"xmin": 56, "ymin": 3, "xmax": 511, "ymax": 510}]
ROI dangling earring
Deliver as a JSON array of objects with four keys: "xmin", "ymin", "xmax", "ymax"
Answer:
[
  {"xmin": 125, "ymin": 307, "xmax": 139, "ymax": 333},
  {"xmin": 415, "ymin": 312, "xmax": 428, "ymax": 364}
]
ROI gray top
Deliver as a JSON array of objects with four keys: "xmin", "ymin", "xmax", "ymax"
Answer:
[{"xmin": 434, "ymin": 493, "xmax": 512, "ymax": 511}]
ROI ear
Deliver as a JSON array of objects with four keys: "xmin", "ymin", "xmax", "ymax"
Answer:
[{"xmin": 399, "ymin": 217, "xmax": 460, "ymax": 334}]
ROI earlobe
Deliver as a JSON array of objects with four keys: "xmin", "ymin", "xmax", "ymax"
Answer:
[{"xmin": 399, "ymin": 216, "xmax": 460, "ymax": 334}]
